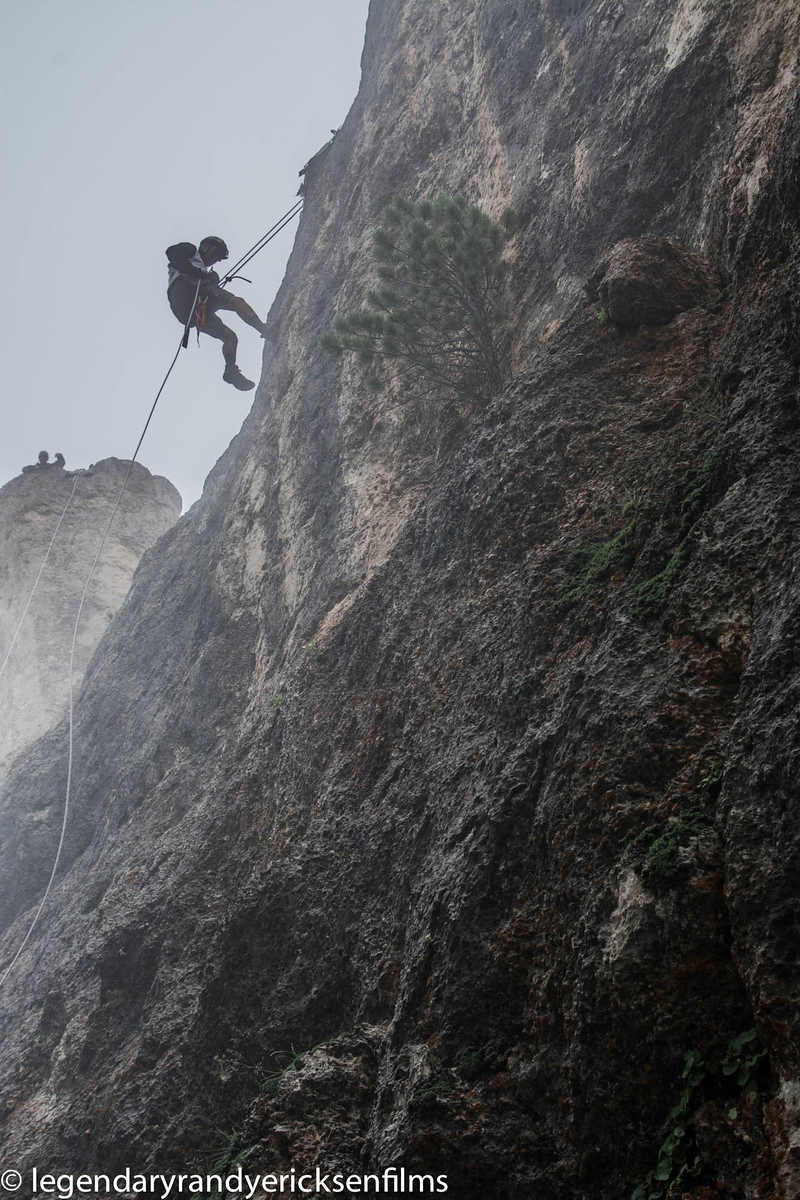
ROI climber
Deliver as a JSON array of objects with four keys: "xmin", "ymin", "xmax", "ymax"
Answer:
[
  {"xmin": 166, "ymin": 236, "xmax": 268, "ymax": 392},
  {"xmin": 22, "ymin": 451, "xmax": 58, "ymax": 473}
]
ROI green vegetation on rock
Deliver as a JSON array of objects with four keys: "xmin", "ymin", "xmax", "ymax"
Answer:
[
  {"xmin": 624, "ymin": 805, "xmax": 714, "ymax": 885},
  {"xmin": 632, "ymin": 1031, "xmax": 767, "ymax": 1200},
  {"xmin": 556, "ymin": 520, "xmax": 635, "ymax": 610},
  {"xmin": 322, "ymin": 194, "xmax": 516, "ymax": 403},
  {"xmin": 453, "ymin": 1038, "xmax": 509, "ymax": 1080},
  {"xmin": 630, "ymin": 541, "xmax": 691, "ymax": 621},
  {"xmin": 632, "ymin": 447, "xmax": 726, "ymax": 620}
]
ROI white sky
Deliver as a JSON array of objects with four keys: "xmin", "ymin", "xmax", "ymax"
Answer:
[{"xmin": 1, "ymin": 0, "xmax": 370, "ymax": 509}]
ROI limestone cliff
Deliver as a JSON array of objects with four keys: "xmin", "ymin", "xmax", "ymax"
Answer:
[
  {"xmin": 0, "ymin": 459, "xmax": 181, "ymax": 773},
  {"xmin": 1, "ymin": 3, "xmax": 799, "ymax": 1198}
]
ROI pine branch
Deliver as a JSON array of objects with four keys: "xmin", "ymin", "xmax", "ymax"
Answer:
[{"xmin": 322, "ymin": 193, "xmax": 515, "ymax": 405}]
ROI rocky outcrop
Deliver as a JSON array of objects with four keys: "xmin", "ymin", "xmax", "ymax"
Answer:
[
  {"xmin": 0, "ymin": 3, "xmax": 798, "ymax": 1199},
  {"xmin": 586, "ymin": 236, "xmax": 722, "ymax": 326},
  {"xmin": 0, "ymin": 459, "xmax": 181, "ymax": 772}
]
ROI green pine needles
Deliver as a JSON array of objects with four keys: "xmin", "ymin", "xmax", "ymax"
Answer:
[{"xmin": 322, "ymin": 194, "xmax": 516, "ymax": 403}]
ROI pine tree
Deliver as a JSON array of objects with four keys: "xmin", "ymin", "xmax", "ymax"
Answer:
[{"xmin": 322, "ymin": 194, "xmax": 516, "ymax": 404}]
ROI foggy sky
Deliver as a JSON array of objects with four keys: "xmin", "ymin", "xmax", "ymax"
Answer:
[{"xmin": 1, "ymin": 0, "xmax": 370, "ymax": 509}]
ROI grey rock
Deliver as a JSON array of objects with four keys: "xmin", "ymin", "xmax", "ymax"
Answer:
[
  {"xmin": 0, "ymin": 2, "xmax": 798, "ymax": 1198},
  {"xmin": 0, "ymin": 458, "xmax": 181, "ymax": 774},
  {"xmin": 587, "ymin": 236, "xmax": 722, "ymax": 327}
]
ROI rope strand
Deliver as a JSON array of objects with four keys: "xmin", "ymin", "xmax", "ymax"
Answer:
[
  {"xmin": 0, "ymin": 279, "xmax": 202, "ymax": 990},
  {"xmin": 1, "ymin": 197, "xmax": 303, "ymax": 984},
  {"xmin": 221, "ymin": 199, "xmax": 302, "ymax": 284}
]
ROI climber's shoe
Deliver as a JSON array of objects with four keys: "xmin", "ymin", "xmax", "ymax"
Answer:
[{"xmin": 223, "ymin": 364, "xmax": 255, "ymax": 391}]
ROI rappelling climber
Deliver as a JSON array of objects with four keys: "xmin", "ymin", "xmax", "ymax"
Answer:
[{"xmin": 166, "ymin": 236, "xmax": 269, "ymax": 392}]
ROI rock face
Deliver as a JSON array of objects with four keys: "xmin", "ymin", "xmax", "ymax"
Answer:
[
  {"xmin": 586, "ymin": 236, "xmax": 722, "ymax": 327},
  {"xmin": 0, "ymin": 459, "xmax": 181, "ymax": 773},
  {"xmin": 1, "ymin": 3, "xmax": 799, "ymax": 1199}
]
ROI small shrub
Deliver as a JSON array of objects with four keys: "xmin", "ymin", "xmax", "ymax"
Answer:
[
  {"xmin": 721, "ymin": 1029, "xmax": 767, "ymax": 1090},
  {"xmin": 632, "ymin": 1050, "xmax": 707, "ymax": 1200},
  {"xmin": 632, "ymin": 447, "xmax": 726, "ymax": 620},
  {"xmin": 453, "ymin": 1038, "xmax": 509, "ymax": 1081},
  {"xmin": 679, "ymin": 448, "xmax": 724, "ymax": 534},
  {"xmin": 624, "ymin": 806, "xmax": 713, "ymax": 885},
  {"xmin": 632, "ymin": 1030, "xmax": 767, "ymax": 1199},
  {"xmin": 699, "ymin": 761, "xmax": 723, "ymax": 790},
  {"xmin": 631, "ymin": 541, "xmax": 690, "ymax": 621},
  {"xmin": 414, "ymin": 933, "xmax": 439, "ymax": 966},
  {"xmin": 408, "ymin": 1074, "xmax": 454, "ymax": 1111},
  {"xmin": 409, "ymin": 1046, "xmax": 454, "ymax": 1111},
  {"xmin": 556, "ymin": 520, "xmax": 635, "ymax": 610}
]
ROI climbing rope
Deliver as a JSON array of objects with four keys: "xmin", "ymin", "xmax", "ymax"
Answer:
[
  {"xmin": 220, "ymin": 199, "xmax": 303, "ymax": 284},
  {"xmin": 1, "ymin": 199, "xmax": 305, "ymax": 985},
  {"xmin": 0, "ymin": 277, "xmax": 203, "ymax": 990},
  {"xmin": 0, "ymin": 197, "xmax": 303, "ymax": 692},
  {"xmin": 0, "ymin": 473, "xmax": 82, "ymax": 683}
]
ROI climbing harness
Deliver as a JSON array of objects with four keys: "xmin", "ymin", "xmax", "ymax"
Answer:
[{"xmin": 0, "ymin": 199, "xmax": 305, "ymax": 987}]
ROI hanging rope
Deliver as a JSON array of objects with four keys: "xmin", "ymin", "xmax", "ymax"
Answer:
[
  {"xmin": 0, "ymin": 197, "xmax": 303, "ymax": 697},
  {"xmin": 220, "ymin": 199, "xmax": 303, "ymax": 284},
  {"xmin": 0, "ymin": 200, "xmax": 306, "ymax": 985},
  {"xmin": 0, "ymin": 473, "xmax": 81, "ymax": 683},
  {"xmin": 0, "ymin": 278, "xmax": 204, "ymax": 990}
]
